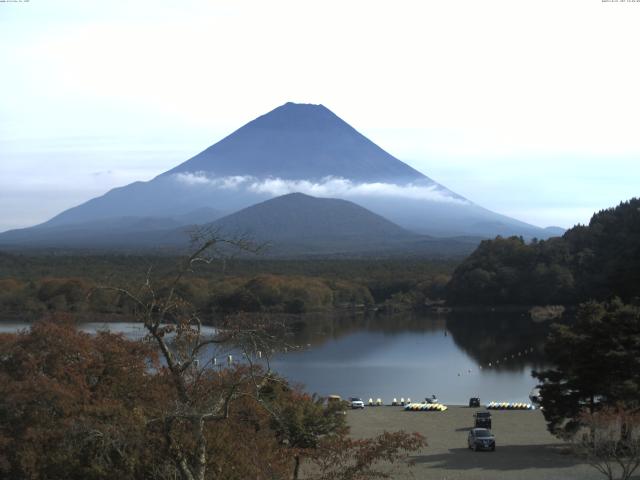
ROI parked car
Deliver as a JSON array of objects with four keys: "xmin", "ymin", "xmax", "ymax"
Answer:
[
  {"xmin": 467, "ymin": 428, "xmax": 496, "ymax": 451},
  {"xmin": 350, "ymin": 397, "xmax": 365, "ymax": 409},
  {"xmin": 474, "ymin": 410, "xmax": 492, "ymax": 429},
  {"xmin": 469, "ymin": 397, "xmax": 480, "ymax": 407}
]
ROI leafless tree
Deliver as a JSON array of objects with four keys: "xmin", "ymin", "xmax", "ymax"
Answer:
[
  {"xmin": 101, "ymin": 227, "xmax": 285, "ymax": 480},
  {"xmin": 573, "ymin": 405, "xmax": 640, "ymax": 480},
  {"xmin": 95, "ymin": 227, "xmax": 427, "ymax": 480}
]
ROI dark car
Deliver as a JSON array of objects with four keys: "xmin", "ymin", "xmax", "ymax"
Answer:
[
  {"xmin": 467, "ymin": 428, "xmax": 496, "ymax": 451},
  {"xmin": 469, "ymin": 397, "xmax": 480, "ymax": 408},
  {"xmin": 473, "ymin": 410, "xmax": 492, "ymax": 429}
]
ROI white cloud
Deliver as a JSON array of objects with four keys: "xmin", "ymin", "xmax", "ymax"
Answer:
[
  {"xmin": 172, "ymin": 173, "xmax": 469, "ymax": 204},
  {"xmin": 175, "ymin": 173, "xmax": 254, "ymax": 189},
  {"xmin": 2, "ymin": 0, "xmax": 638, "ymax": 229}
]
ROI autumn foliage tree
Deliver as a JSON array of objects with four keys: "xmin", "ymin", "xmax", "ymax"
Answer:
[
  {"xmin": 0, "ymin": 317, "xmax": 426, "ymax": 480},
  {"xmin": 0, "ymin": 315, "xmax": 166, "ymax": 479},
  {"xmin": 0, "ymin": 316, "xmax": 300, "ymax": 479},
  {"xmin": 0, "ymin": 231, "xmax": 427, "ymax": 479}
]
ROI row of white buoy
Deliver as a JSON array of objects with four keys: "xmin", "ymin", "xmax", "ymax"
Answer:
[
  {"xmin": 208, "ymin": 344, "xmax": 313, "ymax": 367},
  {"xmin": 405, "ymin": 403, "xmax": 448, "ymax": 412},
  {"xmin": 454, "ymin": 347, "xmax": 538, "ymax": 377},
  {"xmin": 486, "ymin": 401, "xmax": 535, "ymax": 410},
  {"xmin": 358, "ymin": 397, "xmax": 414, "ymax": 406},
  {"xmin": 484, "ymin": 348, "xmax": 536, "ymax": 369},
  {"xmin": 361, "ymin": 398, "xmax": 449, "ymax": 410}
]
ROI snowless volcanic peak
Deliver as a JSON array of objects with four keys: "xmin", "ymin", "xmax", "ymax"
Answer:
[
  {"xmin": 0, "ymin": 102, "xmax": 554, "ymax": 241},
  {"xmin": 164, "ymin": 102, "xmax": 434, "ymax": 185}
]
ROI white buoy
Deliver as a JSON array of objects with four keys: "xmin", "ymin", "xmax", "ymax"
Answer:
[
  {"xmin": 376, "ymin": 398, "xmax": 382, "ymax": 406},
  {"xmin": 368, "ymin": 398, "xmax": 374, "ymax": 406},
  {"xmin": 227, "ymin": 354, "xmax": 233, "ymax": 365},
  {"xmin": 400, "ymin": 397, "xmax": 405, "ymax": 406},
  {"xmin": 392, "ymin": 398, "xmax": 398, "ymax": 406},
  {"xmin": 407, "ymin": 397, "xmax": 411, "ymax": 403}
]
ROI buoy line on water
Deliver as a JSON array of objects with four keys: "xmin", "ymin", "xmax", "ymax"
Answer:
[
  {"xmin": 486, "ymin": 401, "xmax": 535, "ymax": 410},
  {"xmin": 455, "ymin": 347, "xmax": 538, "ymax": 377},
  {"xmin": 404, "ymin": 403, "xmax": 448, "ymax": 412},
  {"xmin": 484, "ymin": 347, "xmax": 536, "ymax": 369}
]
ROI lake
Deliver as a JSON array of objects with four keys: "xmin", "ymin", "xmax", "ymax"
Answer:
[{"xmin": 1, "ymin": 311, "xmax": 551, "ymax": 405}]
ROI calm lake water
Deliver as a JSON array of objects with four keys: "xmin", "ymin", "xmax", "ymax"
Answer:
[{"xmin": 2, "ymin": 311, "xmax": 551, "ymax": 405}]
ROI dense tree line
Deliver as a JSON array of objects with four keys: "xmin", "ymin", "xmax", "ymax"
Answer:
[
  {"xmin": 0, "ymin": 256, "xmax": 453, "ymax": 319},
  {"xmin": 0, "ymin": 275, "xmax": 373, "ymax": 318},
  {"xmin": 0, "ymin": 254, "xmax": 455, "ymax": 286},
  {"xmin": 446, "ymin": 198, "xmax": 640, "ymax": 306}
]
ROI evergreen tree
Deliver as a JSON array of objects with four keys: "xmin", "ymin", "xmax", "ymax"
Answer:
[{"xmin": 533, "ymin": 300, "xmax": 640, "ymax": 437}]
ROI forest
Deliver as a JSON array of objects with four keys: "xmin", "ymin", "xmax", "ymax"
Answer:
[
  {"xmin": 446, "ymin": 198, "xmax": 640, "ymax": 306},
  {"xmin": 0, "ymin": 240, "xmax": 430, "ymax": 479},
  {"xmin": 1, "ymin": 199, "xmax": 639, "ymax": 479},
  {"xmin": 2, "ymin": 197, "xmax": 639, "ymax": 320},
  {"xmin": 0, "ymin": 255, "xmax": 454, "ymax": 320}
]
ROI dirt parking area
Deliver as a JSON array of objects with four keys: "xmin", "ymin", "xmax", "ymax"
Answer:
[{"xmin": 345, "ymin": 405, "xmax": 607, "ymax": 480}]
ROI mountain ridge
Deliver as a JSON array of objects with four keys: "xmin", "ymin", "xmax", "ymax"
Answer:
[
  {"xmin": 163, "ymin": 102, "xmax": 433, "ymax": 184},
  {"xmin": 0, "ymin": 192, "xmax": 481, "ymax": 257},
  {"xmin": 0, "ymin": 102, "xmax": 562, "ymax": 245}
]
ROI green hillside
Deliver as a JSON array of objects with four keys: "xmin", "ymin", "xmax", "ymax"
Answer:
[{"xmin": 446, "ymin": 198, "xmax": 640, "ymax": 305}]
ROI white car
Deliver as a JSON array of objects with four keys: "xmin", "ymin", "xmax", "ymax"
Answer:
[{"xmin": 350, "ymin": 397, "xmax": 365, "ymax": 409}]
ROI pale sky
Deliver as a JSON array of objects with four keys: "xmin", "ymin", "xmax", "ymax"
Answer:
[{"xmin": 1, "ymin": 0, "xmax": 639, "ymax": 232}]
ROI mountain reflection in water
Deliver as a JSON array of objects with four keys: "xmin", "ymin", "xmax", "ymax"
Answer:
[
  {"xmin": 1, "ymin": 312, "xmax": 555, "ymax": 405},
  {"xmin": 267, "ymin": 311, "xmax": 552, "ymax": 405}
]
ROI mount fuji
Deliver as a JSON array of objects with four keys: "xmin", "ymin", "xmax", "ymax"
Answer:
[{"xmin": 0, "ymin": 102, "xmax": 559, "ymax": 253}]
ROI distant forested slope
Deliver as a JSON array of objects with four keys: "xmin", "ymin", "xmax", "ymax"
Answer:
[
  {"xmin": 446, "ymin": 198, "xmax": 640, "ymax": 305},
  {"xmin": 0, "ymin": 255, "xmax": 455, "ymax": 319}
]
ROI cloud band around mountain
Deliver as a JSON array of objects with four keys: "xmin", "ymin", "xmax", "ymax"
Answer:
[{"xmin": 174, "ymin": 172, "xmax": 469, "ymax": 204}]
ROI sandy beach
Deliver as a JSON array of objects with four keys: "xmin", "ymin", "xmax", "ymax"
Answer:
[{"xmin": 344, "ymin": 405, "xmax": 610, "ymax": 480}]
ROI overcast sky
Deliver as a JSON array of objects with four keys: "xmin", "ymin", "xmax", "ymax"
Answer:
[{"xmin": 1, "ymin": 0, "xmax": 639, "ymax": 232}]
